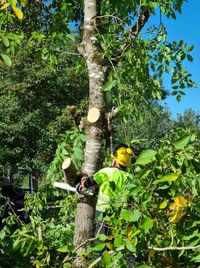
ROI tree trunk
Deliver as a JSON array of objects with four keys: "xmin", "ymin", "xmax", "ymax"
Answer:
[{"xmin": 73, "ymin": 0, "xmax": 108, "ymax": 266}]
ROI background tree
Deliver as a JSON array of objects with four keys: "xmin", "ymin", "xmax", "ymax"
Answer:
[
  {"xmin": 176, "ymin": 108, "xmax": 200, "ymax": 130},
  {"xmin": 0, "ymin": 44, "xmax": 88, "ymax": 174}
]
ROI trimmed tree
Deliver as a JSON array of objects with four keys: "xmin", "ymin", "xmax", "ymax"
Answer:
[{"xmin": 0, "ymin": 1, "xmax": 196, "ymax": 266}]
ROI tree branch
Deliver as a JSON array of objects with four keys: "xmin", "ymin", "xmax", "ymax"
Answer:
[
  {"xmin": 88, "ymin": 256, "xmax": 102, "ymax": 268},
  {"xmin": 73, "ymin": 220, "xmax": 104, "ymax": 254},
  {"xmin": 63, "ymin": 221, "xmax": 104, "ymax": 263},
  {"xmin": 149, "ymin": 245, "xmax": 200, "ymax": 251},
  {"xmin": 131, "ymin": 6, "xmax": 152, "ymax": 37}
]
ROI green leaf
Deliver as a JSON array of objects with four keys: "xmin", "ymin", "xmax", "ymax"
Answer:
[
  {"xmin": 2, "ymin": 36, "xmax": 10, "ymax": 47},
  {"xmin": 176, "ymin": 94, "xmax": 181, "ymax": 102},
  {"xmin": 191, "ymin": 254, "xmax": 200, "ymax": 263},
  {"xmin": 120, "ymin": 209, "xmax": 141, "ymax": 222},
  {"xmin": 114, "ymin": 235, "xmax": 123, "ymax": 247},
  {"xmin": 102, "ymin": 250, "xmax": 111, "ymax": 266},
  {"xmin": 0, "ymin": 230, "xmax": 6, "ymax": 240},
  {"xmin": 187, "ymin": 45, "xmax": 194, "ymax": 52},
  {"xmin": 13, "ymin": 239, "xmax": 21, "ymax": 250},
  {"xmin": 149, "ymin": 1, "xmax": 158, "ymax": 8},
  {"xmin": 153, "ymin": 173, "xmax": 179, "ymax": 184},
  {"xmin": 171, "ymin": 90, "xmax": 178, "ymax": 95},
  {"xmin": 179, "ymin": 91, "xmax": 186, "ymax": 95},
  {"xmin": 92, "ymin": 242, "xmax": 105, "ymax": 251},
  {"xmin": 173, "ymin": 135, "xmax": 191, "ymax": 149},
  {"xmin": 138, "ymin": 169, "xmax": 151, "ymax": 180},
  {"xmin": 190, "ymin": 221, "xmax": 200, "ymax": 228},
  {"xmin": 142, "ymin": 218, "xmax": 154, "ymax": 234},
  {"xmin": 150, "ymin": 61, "xmax": 155, "ymax": 71},
  {"xmin": 135, "ymin": 150, "xmax": 157, "ymax": 165},
  {"xmin": 1, "ymin": 53, "xmax": 12, "ymax": 66},
  {"xmin": 24, "ymin": 239, "xmax": 35, "ymax": 256},
  {"xmin": 125, "ymin": 238, "xmax": 136, "ymax": 253},
  {"xmin": 57, "ymin": 246, "xmax": 69, "ymax": 252},
  {"xmin": 183, "ymin": 230, "xmax": 200, "ymax": 241},
  {"xmin": 66, "ymin": 34, "xmax": 75, "ymax": 41},
  {"xmin": 160, "ymin": 6, "xmax": 165, "ymax": 14},
  {"xmin": 73, "ymin": 147, "xmax": 84, "ymax": 161},
  {"xmin": 103, "ymin": 79, "xmax": 116, "ymax": 91},
  {"xmin": 178, "ymin": 40, "xmax": 184, "ymax": 47},
  {"xmin": 98, "ymin": 234, "xmax": 107, "ymax": 241},
  {"xmin": 187, "ymin": 54, "xmax": 193, "ymax": 62},
  {"xmin": 190, "ymin": 133, "xmax": 196, "ymax": 142}
]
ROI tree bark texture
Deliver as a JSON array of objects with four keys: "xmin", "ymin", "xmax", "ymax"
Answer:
[{"xmin": 73, "ymin": 0, "xmax": 108, "ymax": 266}]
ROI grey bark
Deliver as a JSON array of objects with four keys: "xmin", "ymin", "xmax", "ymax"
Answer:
[{"xmin": 73, "ymin": 0, "xmax": 107, "ymax": 266}]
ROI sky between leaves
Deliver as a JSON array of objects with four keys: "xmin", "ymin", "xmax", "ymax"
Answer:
[{"xmin": 148, "ymin": 0, "xmax": 200, "ymax": 118}]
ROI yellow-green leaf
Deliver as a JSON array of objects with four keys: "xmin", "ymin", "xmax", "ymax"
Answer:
[
  {"xmin": 135, "ymin": 149, "xmax": 157, "ymax": 166},
  {"xmin": 169, "ymin": 210, "xmax": 184, "ymax": 223},
  {"xmin": 10, "ymin": 0, "xmax": 17, "ymax": 6},
  {"xmin": 0, "ymin": 3, "xmax": 10, "ymax": 10},
  {"xmin": 153, "ymin": 173, "xmax": 179, "ymax": 184},
  {"xmin": 12, "ymin": 6, "xmax": 23, "ymax": 20},
  {"xmin": 20, "ymin": 0, "xmax": 28, "ymax": 7},
  {"xmin": 159, "ymin": 200, "xmax": 168, "ymax": 209}
]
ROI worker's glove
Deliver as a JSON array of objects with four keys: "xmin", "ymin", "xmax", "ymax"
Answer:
[
  {"xmin": 80, "ymin": 176, "xmax": 88, "ymax": 188},
  {"xmin": 76, "ymin": 182, "xmax": 95, "ymax": 196},
  {"xmin": 75, "ymin": 172, "xmax": 88, "ymax": 185}
]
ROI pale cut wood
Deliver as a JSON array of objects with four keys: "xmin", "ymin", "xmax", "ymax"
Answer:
[
  {"xmin": 87, "ymin": 107, "xmax": 100, "ymax": 123},
  {"xmin": 38, "ymin": 226, "xmax": 42, "ymax": 241},
  {"xmin": 62, "ymin": 158, "xmax": 77, "ymax": 186}
]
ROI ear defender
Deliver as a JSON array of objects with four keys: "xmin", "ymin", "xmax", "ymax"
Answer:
[{"xmin": 111, "ymin": 146, "xmax": 134, "ymax": 167}]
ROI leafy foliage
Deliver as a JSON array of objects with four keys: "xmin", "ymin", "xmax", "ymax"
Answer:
[
  {"xmin": 0, "ymin": 193, "xmax": 76, "ymax": 267},
  {"xmin": 45, "ymin": 130, "xmax": 86, "ymax": 186},
  {"xmin": 0, "ymin": 128, "xmax": 200, "ymax": 267},
  {"xmin": 86, "ymin": 128, "xmax": 200, "ymax": 267}
]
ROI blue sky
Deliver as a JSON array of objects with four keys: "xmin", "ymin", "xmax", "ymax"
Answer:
[{"xmin": 149, "ymin": 1, "xmax": 200, "ymax": 118}]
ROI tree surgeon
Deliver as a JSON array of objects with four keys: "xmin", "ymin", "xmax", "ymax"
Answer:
[{"xmin": 80, "ymin": 144, "xmax": 134, "ymax": 234}]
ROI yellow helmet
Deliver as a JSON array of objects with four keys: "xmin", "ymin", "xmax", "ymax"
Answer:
[{"xmin": 111, "ymin": 145, "xmax": 134, "ymax": 167}]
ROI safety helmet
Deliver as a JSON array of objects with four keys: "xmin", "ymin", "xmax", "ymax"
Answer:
[{"xmin": 111, "ymin": 145, "xmax": 134, "ymax": 167}]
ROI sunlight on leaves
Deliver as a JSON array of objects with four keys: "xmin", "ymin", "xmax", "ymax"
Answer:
[
  {"xmin": 12, "ymin": 6, "xmax": 24, "ymax": 20},
  {"xmin": 169, "ymin": 196, "xmax": 187, "ymax": 223}
]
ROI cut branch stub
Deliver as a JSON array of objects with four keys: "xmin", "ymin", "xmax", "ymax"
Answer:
[
  {"xmin": 87, "ymin": 107, "xmax": 100, "ymax": 123},
  {"xmin": 62, "ymin": 158, "xmax": 77, "ymax": 186}
]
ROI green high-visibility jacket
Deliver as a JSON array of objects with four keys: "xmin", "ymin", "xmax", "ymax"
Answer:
[{"xmin": 93, "ymin": 167, "xmax": 129, "ymax": 212}]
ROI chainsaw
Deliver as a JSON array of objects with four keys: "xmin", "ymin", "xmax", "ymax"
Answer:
[{"xmin": 53, "ymin": 181, "xmax": 95, "ymax": 196}]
